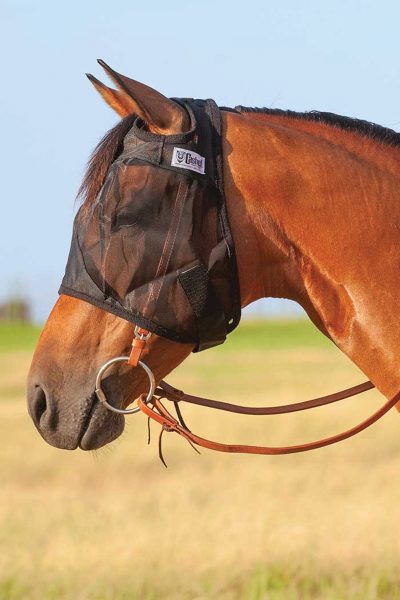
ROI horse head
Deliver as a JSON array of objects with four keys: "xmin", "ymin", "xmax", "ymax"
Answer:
[
  {"xmin": 27, "ymin": 62, "xmax": 200, "ymax": 450},
  {"xmin": 28, "ymin": 61, "xmax": 400, "ymax": 453}
]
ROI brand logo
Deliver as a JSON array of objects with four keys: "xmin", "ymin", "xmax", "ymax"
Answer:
[
  {"xmin": 176, "ymin": 150, "xmax": 186, "ymax": 163},
  {"xmin": 171, "ymin": 147, "xmax": 205, "ymax": 174}
]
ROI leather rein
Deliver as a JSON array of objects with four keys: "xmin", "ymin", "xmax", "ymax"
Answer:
[{"xmin": 95, "ymin": 326, "xmax": 399, "ymax": 464}]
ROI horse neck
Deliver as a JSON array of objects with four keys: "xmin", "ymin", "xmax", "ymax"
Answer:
[
  {"xmin": 222, "ymin": 109, "xmax": 340, "ymax": 329},
  {"xmin": 221, "ymin": 110, "xmax": 400, "ymax": 395}
]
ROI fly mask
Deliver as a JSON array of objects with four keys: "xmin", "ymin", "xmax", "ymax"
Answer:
[{"xmin": 60, "ymin": 99, "xmax": 241, "ymax": 352}]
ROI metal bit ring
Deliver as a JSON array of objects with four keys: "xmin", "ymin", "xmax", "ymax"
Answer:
[{"xmin": 95, "ymin": 356, "xmax": 155, "ymax": 415}]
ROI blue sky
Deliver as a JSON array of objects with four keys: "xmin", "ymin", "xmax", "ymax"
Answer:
[{"xmin": 1, "ymin": 0, "xmax": 400, "ymax": 321}]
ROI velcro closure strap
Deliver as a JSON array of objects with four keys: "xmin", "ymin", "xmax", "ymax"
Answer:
[{"xmin": 178, "ymin": 261, "xmax": 227, "ymax": 352}]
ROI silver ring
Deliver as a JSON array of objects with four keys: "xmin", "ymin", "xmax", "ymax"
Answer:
[{"xmin": 95, "ymin": 357, "xmax": 155, "ymax": 415}]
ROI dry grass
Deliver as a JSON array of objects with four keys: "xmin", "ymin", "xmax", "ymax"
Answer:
[{"xmin": 1, "ymin": 321, "xmax": 400, "ymax": 599}]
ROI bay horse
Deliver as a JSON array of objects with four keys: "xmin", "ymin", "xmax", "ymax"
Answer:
[{"xmin": 27, "ymin": 61, "xmax": 400, "ymax": 452}]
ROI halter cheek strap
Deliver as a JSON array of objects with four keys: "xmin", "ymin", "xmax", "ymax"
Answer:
[{"xmin": 128, "ymin": 327, "xmax": 152, "ymax": 366}]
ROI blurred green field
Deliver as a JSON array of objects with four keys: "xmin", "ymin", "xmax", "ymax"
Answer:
[
  {"xmin": 0, "ymin": 318, "xmax": 330, "ymax": 353},
  {"xmin": 0, "ymin": 322, "xmax": 42, "ymax": 353},
  {"xmin": 1, "ymin": 319, "xmax": 400, "ymax": 600}
]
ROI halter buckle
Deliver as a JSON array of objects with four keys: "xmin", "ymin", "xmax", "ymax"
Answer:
[{"xmin": 134, "ymin": 326, "xmax": 152, "ymax": 341}]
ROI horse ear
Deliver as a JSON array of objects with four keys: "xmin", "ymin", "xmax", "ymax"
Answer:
[
  {"xmin": 97, "ymin": 59, "xmax": 189, "ymax": 134},
  {"xmin": 86, "ymin": 74, "xmax": 138, "ymax": 117}
]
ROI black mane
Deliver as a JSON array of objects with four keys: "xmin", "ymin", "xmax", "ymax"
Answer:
[
  {"xmin": 235, "ymin": 106, "xmax": 400, "ymax": 148},
  {"xmin": 78, "ymin": 113, "xmax": 137, "ymax": 208},
  {"xmin": 80, "ymin": 104, "xmax": 400, "ymax": 208}
]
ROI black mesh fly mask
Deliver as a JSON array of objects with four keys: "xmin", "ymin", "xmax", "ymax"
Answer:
[{"xmin": 60, "ymin": 99, "xmax": 241, "ymax": 352}]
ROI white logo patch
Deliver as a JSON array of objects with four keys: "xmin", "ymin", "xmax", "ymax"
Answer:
[{"xmin": 171, "ymin": 147, "xmax": 205, "ymax": 174}]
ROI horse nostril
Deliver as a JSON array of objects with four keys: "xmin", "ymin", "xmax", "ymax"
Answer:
[{"xmin": 28, "ymin": 384, "xmax": 48, "ymax": 426}]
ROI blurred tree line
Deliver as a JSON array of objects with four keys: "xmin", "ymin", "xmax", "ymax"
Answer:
[{"xmin": 0, "ymin": 297, "xmax": 31, "ymax": 323}]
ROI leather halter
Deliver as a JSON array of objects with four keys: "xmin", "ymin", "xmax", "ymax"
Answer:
[{"xmin": 122, "ymin": 328, "xmax": 399, "ymax": 463}]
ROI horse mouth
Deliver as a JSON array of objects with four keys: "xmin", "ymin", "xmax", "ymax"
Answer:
[
  {"xmin": 78, "ymin": 393, "xmax": 125, "ymax": 450},
  {"xmin": 27, "ymin": 368, "xmax": 134, "ymax": 451}
]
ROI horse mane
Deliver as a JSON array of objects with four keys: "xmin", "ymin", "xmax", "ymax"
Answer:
[
  {"xmin": 235, "ymin": 106, "xmax": 400, "ymax": 148},
  {"xmin": 79, "ymin": 105, "xmax": 400, "ymax": 208},
  {"xmin": 78, "ymin": 113, "xmax": 137, "ymax": 208}
]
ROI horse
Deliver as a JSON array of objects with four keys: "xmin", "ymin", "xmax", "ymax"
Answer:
[{"xmin": 27, "ymin": 60, "xmax": 400, "ymax": 453}]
